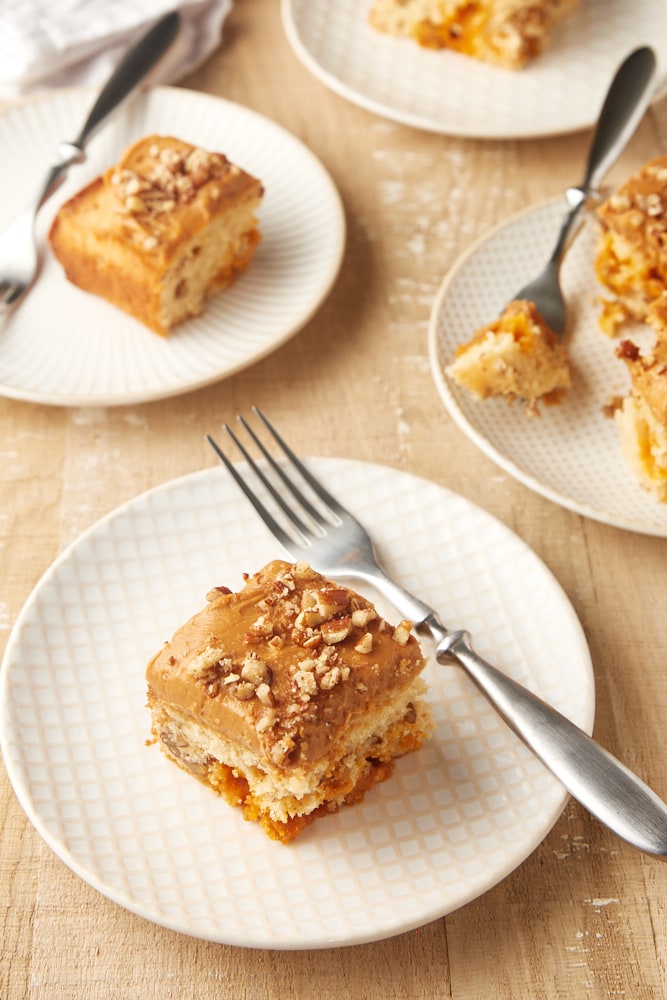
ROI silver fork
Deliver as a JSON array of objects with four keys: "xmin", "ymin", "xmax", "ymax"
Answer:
[
  {"xmin": 0, "ymin": 10, "xmax": 181, "ymax": 310},
  {"xmin": 511, "ymin": 45, "xmax": 656, "ymax": 335},
  {"xmin": 207, "ymin": 408, "xmax": 667, "ymax": 858}
]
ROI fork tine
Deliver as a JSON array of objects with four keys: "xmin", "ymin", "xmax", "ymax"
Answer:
[
  {"xmin": 206, "ymin": 434, "xmax": 302, "ymax": 552},
  {"xmin": 238, "ymin": 413, "xmax": 328, "ymax": 528},
  {"xmin": 223, "ymin": 421, "xmax": 317, "ymax": 539},
  {"xmin": 253, "ymin": 406, "xmax": 347, "ymax": 522}
]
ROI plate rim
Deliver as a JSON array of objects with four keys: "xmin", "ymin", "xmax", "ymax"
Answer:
[
  {"xmin": 427, "ymin": 197, "xmax": 667, "ymax": 538},
  {"xmin": 0, "ymin": 85, "xmax": 347, "ymax": 407},
  {"xmin": 0, "ymin": 457, "xmax": 595, "ymax": 948},
  {"xmin": 281, "ymin": 0, "xmax": 667, "ymax": 140}
]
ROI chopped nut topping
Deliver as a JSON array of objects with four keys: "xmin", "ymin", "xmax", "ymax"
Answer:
[
  {"xmin": 392, "ymin": 620, "xmax": 413, "ymax": 646},
  {"xmin": 295, "ymin": 608, "xmax": 324, "ymax": 629},
  {"xmin": 609, "ymin": 192, "xmax": 631, "ymax": 212},
  {"xmin": 293, "ymin": 562, "xmax": 317, "ymax": 581},
  {"xmin": 351, "ymin": 607, "xmax": 377, "ymax": 628},
  {"xmin": 233, "ymin": 681, "xmax": 256, "ymax": 701},
  {"xmin": 255, "ymin": 683, "xmax": 275, "ymax": 707},
  {"xmin": 241, "ymin": 654, "xmax": 271, "ymax": 686},
  {"xmin": 320, "ymin": 665, "xmax": 343, "ymax": 690},
  {"xmin": 317, "ymin": 588, "xmax": 351, "ymax": 618},
  {"xmin": 205, "ymin": 586, "xmax": 232, "ymax": 601},
  {"xmin": 646, "ymin": 193, "xmax": 664, "ymax": 217},
  {"xmin": 321, "ymin": 616, "xmax": 353, "ymax": 645},
  {"xmin": 256, "ymin": 709, "xmax": 277, "ymax": 733},
  {"xmin": 270, "ymin": 736, "xmax": 296, "ymax": 765},
  {"xmin": 294, "ymin": 668, "xmax": 318, "ymax": 696},
  {"xmin": 354, "ymin": 632, "xmax": 374, "ymax": 654},
  {"xmin": 248, "ymin": 614, "xmax": 274, "ymax": 638},
  {"xmin": 125, "ymin": 194, "xmax": 145, "ymax": 214}
]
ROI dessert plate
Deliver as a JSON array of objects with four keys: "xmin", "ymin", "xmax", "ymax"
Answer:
[
  {"xmin": 282, "ymin": 0, "xmax": 667, "ymax": 139},
  {"xmin": 0, "ymin": 458, "xmax": 594, "ymax": 949},
  {"xmin": 429, "ymin": 198, "xmax": 667, "ymax": 537},
  {"xmin": 0, "ymin": 87, "xmax": 345, "ymax": 406}
]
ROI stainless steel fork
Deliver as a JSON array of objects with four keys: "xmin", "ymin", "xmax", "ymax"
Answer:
[
  {"xmin": 207, "ymin": 409, "xmax": 667, "ymax": 857},
  {"xmin": 0, "ymin": 10, "xmax": 180, "ymax": 310},
  {"xmin": 509, "ymin": 45, "xmax": 656, "ymax": 335}
]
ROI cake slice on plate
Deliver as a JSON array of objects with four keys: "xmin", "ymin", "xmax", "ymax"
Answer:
[
  {"xmin": 146, "ymin": 560, "xmax": 433, "ymax": 842},
  {"xmin": 49, "ymin": 134, "xmax": 263, "ymax": 336}
]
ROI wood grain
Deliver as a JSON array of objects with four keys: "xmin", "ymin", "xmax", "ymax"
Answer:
[{"xmin": 1, "ymin": 1, "xmax": 667, "ymax": 997}]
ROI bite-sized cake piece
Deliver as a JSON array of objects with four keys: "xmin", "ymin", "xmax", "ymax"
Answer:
[
  {"xmin": 146, "ymin": 560, "xmax": 432, "ymax": 843},
  {"xmin": 49, "ymin": 135, "xmax": 263, "ymax": 335},
  {"xmin": 369, "ymin": 0, "xmax": 579, "ymax": 70},
  {"xmin": 595, "ymin": 156, "xmax": 667, "ymax": 337},
  {"xmin": 614, "ymin": 338, "xmax": 667, "ymax": 501},
  {"xmin": 445, "ymin": 299, "xmax": 572, "ymax": 415}
]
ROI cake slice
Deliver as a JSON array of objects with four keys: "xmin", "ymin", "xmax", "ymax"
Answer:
[
  {"xmin": 595, "ymin": 156, "xmax": 667, "ymax": 337},
  {"xmin": 445, "ymin": 298, "xmax": 572, "ymax": 414},
  {"xmin": 369, "ymin": 0, "xmax": 579, "ymax": 70},
  {"xmin": 614, "ymin": 338, "xmax": 667, "ymax": 501},
  {"xmin": 146, "ymin": 560, "xmax": 433, "ymax": 843},
  {"xmin": 48, "ymin": 135, "xmax": 263, "ymax": 335}
]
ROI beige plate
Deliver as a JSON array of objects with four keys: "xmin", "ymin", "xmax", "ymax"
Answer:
[{"xmin": 429, "ymin": 197, "xmax": 667, "ymax": 537}]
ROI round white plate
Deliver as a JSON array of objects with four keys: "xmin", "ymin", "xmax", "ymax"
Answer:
[
  {"xmin": 0, "ymin": 87, "xmax": 345, "ymax": 406},
  {"xmin": 282, "ymin": 0, "xmax": 667, "ymax": 138},
  {"xmin": 0, "ymin": 457, "xmax": 594, "ymax": 949},
  {"xmin": 429, "ymin": 198, "xmax": 667, "ymax": 536}
]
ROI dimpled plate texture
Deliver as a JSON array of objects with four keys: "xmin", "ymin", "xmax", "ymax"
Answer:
[
  {"xmin": 0, "ymin": 87, "xmax": 345, "ymax": 406},
  {"xmin": 429, "ymin": 198, "xmax": 667, "ymax": 537},
  {"xmin": 282, "ymin": 0, "xmax": 667, "ymax": 138},
  {"xmin": 0, "ymin": 459, "xmax": 594, "ymax": 949}
]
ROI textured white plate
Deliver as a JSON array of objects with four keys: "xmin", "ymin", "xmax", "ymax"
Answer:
[
  {"xmin": 429, "ymin": 198, "xmax": 667, "ymax": 536},
  {"xmin": 0, "ymin": 87, "xmax": 345, "ymax": 406},
  {"xmin": 282, "ymin": 0, "xmax": 667, "ymax": 138},
  {"xmin": 0, "ymin": 458, "xmax": 594, "ymax": 948}
]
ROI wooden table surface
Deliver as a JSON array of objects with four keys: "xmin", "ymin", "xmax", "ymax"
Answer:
[{"xmin": 2, "ymin": 2, "xmax": 667, "ymax": 997}]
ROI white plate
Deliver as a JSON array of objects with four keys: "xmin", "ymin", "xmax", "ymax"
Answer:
[
  {"xmin": 282, "ymin": 0, "xmax": 667, "ymax": 138},
  {"xmin": 429, "ymin": 198, "xmax": 667, "ymax": 536},
  {"xmin": 0, "ymin": 458, "xmax": 594, "ymax": 949},
  {"xmin": 0, "ymin": 87, "xmax": 345, "ymax": 406}
]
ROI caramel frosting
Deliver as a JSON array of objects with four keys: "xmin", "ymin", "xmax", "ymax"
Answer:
[
  {"xmin": 146, "ymin": 560, "xmax": 427, "ymax": 773},
  {"xmin": 99, "ymin": 135, "xmax": 263, "ymax": 265}
]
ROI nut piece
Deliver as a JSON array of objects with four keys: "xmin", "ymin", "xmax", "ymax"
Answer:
[
  {"xmin": 321, "ymin": 616, "xmax": 353, "ymax": 645},
  {"xmin": 392, "ymin": 620, "xmax": 413, "ymax": 646},
  {"xmin": 241, "ymin": 655, "xmax": 271, "ymax": 686},
  {"xmin": 351, "ymin": 607, "xmax": 377, "ymax": 628},
  {"xmin": 317, "ymin": 588, "xmax": 351, "ymax": 618},
  {"xmin": 233, "ymin": 681, "xmax": 256, "ymax": 701},
  {"xmin": 354, "ymin": 632, "xmax": 373, "ymax": 654},
  {"xmin": 255, "ymin": 683, "xmax": 275, "ymax": 707}
]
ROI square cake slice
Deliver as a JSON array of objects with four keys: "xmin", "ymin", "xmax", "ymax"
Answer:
[
  {"xmin": 48, "ymin": 135, "xmax": 263, "ymax": 336},
  {"xmin": 595, "ymin": 156, "xmax": 667, "ymax": 337},
  {"xmin": 445, "ymin": 298, "xmax": 572, "ymax": 415},
  {"xmin": 146, "ymin": 560, "xmax": 433, "ymax": 843},
  {"xmin": 369, "ymin": 0, "xmax": 579, "ymax": 70}
]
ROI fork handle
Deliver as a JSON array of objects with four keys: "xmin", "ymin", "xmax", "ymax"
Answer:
[
  {"xmin": 33, "ymin": 11, "xmax": 181, "ymax": 211},
  {"xmin": 434, "ymin": 625, "xmax": 667, "ymax": 858},
  {"xmin": 71, "ymin": 11, "xmax": 181, "ymax": 152}
]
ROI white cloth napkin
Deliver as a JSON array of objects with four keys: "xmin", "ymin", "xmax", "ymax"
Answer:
[{"xmin": 0, "ymin": 0, "xmax": 232, "ymax": 100}]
